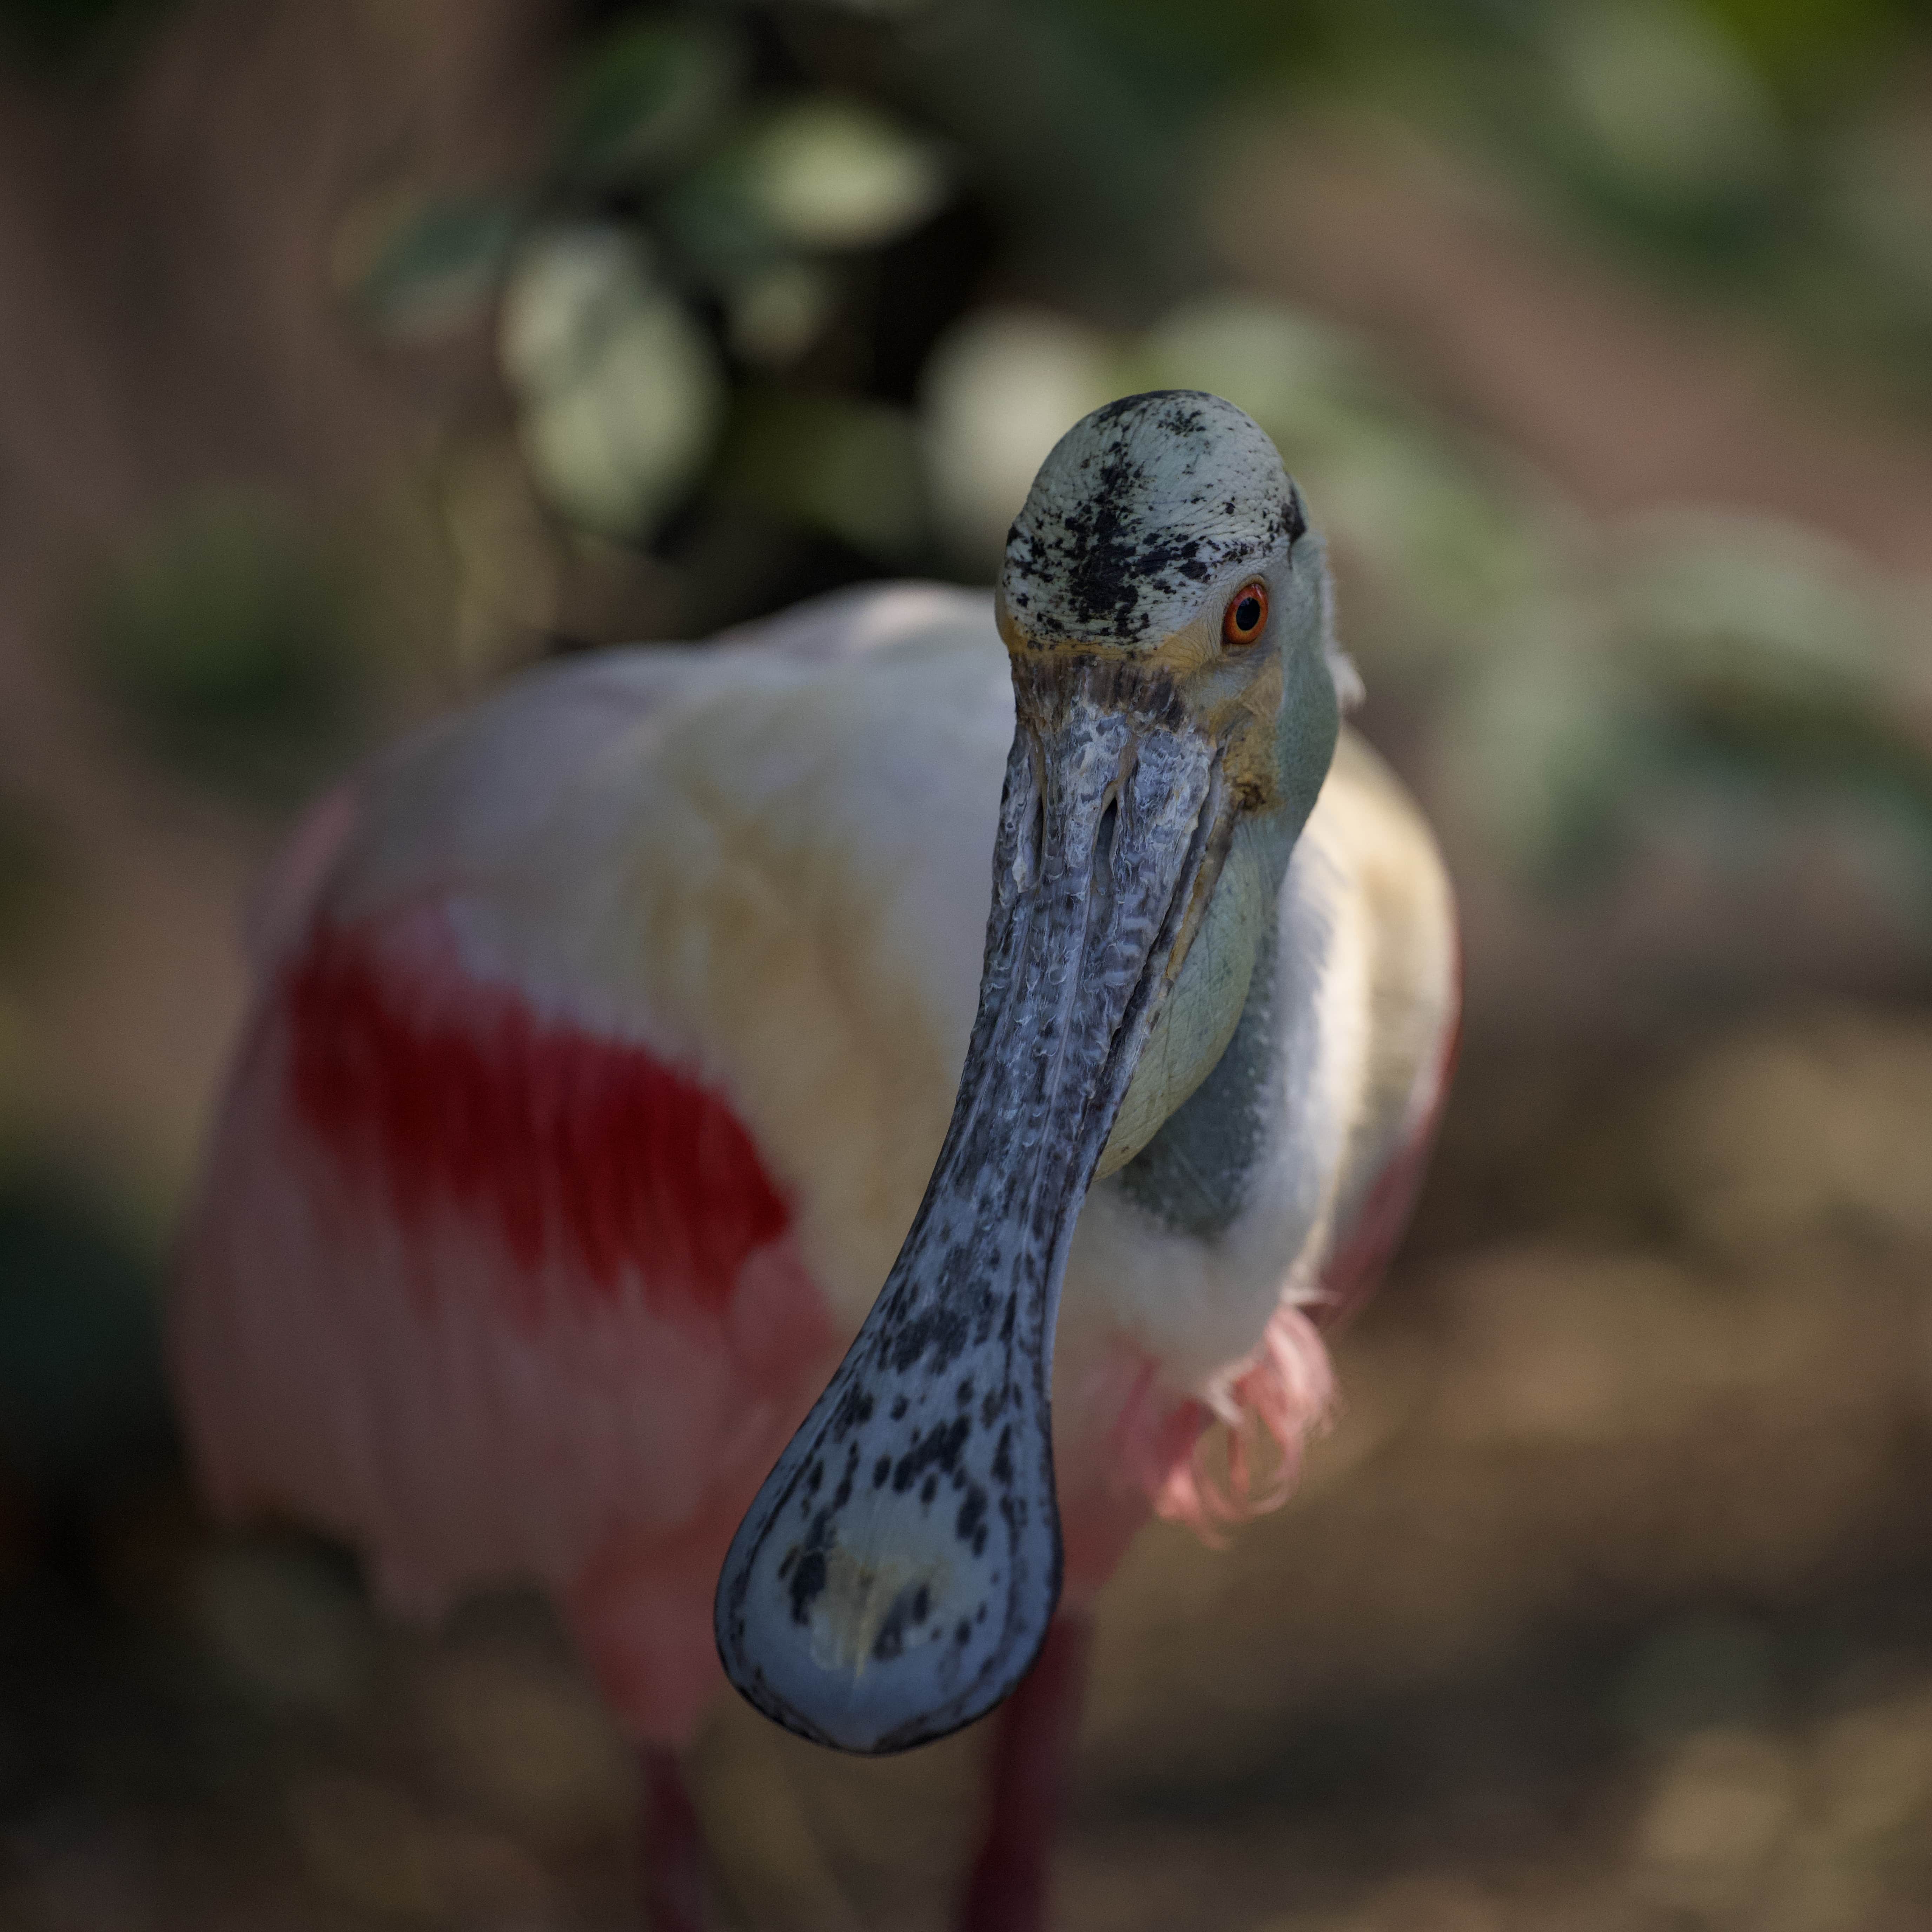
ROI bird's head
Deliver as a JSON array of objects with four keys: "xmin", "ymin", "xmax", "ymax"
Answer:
[
  {"xmin": 996, "ymin": 389, "xmax": 1345, "ymax": 1174},
  {"xmin": 717, "ymin": 392, "xmax": 1348, "ymax": 1752}
]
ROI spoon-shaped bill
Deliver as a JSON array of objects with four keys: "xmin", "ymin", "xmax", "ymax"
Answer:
[{"xmin": 715, "ymin": 664, "xmax": 1229, "ymax": 1752}]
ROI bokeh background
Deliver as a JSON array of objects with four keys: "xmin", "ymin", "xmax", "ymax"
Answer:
[{"xmin": 3, "ymin": 0, "xmax": 1932, "ymax": 1926}]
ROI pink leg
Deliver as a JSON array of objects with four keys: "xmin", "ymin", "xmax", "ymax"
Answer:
[
  {"xmin": 639, "ymin": 1745, "xmax": 706, "ymax": 1932},
  {"xmin": 956, "ymin": 1613, "xmax": 1092, "ymax": 1932}
]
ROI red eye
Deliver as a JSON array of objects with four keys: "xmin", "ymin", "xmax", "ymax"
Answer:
[{"xmin": 1222, "ymin": 581, "xmax": 1268, "ymax": 647}]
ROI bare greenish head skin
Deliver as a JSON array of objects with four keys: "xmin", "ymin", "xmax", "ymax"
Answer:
[
  {"xmin": 1000, "ymin": 389, "xmax": 1306, "ymax": 648},
  {"xmin": 716, "ymin": 392, "xmax": 1345, "ymax": 1753}
]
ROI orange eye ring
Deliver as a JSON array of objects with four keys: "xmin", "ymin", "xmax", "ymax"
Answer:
[{"xmin": 1222, "ymin": 580, "xmax": 1269, "ymax": 647}]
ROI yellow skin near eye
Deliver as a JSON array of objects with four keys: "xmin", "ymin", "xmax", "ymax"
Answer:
[{"xmin": 1223, "ymin": 581, "xmax": 1269, "ymax": 647}]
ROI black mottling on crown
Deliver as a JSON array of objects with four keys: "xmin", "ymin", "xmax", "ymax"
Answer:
[
  {"xmin": 1002, "ymin": 390, "xmax": 1301, "ymax": 646},
  {"xmin": 1285, "ymin": 481, "xmax": 1307, "ymax": 543}
]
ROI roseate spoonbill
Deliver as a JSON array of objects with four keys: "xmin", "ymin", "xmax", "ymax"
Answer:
[{"xmin": 175, "ymin": 392, "xmax": 1457, "ymax": 1930}]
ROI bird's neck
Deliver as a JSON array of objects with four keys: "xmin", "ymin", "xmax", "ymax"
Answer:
[
  {"xmin": 1114, "ymin": 911, "xmax": 1280, "ymax": 1239},
  {"xmin": 1111, "ymin": 637, "xmax": 1338, "ymax": 1237}
]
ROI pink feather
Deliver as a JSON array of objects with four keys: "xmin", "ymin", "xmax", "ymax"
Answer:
[{"xmin": 175, "ymin": 905, "xmax": 835, "ymax": 1742}]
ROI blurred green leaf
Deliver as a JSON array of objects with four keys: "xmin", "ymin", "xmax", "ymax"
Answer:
[
  {"xmin": 1048, "ymin": 0, "xmax": 1335, "ymax": 107},
  {"xmin": 1829, "ymin": 108, "xmax": 1932, "ymax": 307},
  {"xmin": 1608, "ymin": 513, "xmax": 1932, "ymax": 812},
  {"xmin": 919, "ymin": 306, "xmax": 1123, "ymax": 568},
  {"xmin": 1325, "ymin": 427, "xmax": 1550, "ymax": 639},
  {"xmin": 1693, "ymin": 0, "xmax": 1904, "ymax": 92},
  {"xmin": 349, "ymin": 195, "xmax": 520, "ymax": 342},
  {"xmin": 722, "ymin": 391, "xmax": 927, "ymax": 561},
  {"xmin": 670, "ymin": 99, "xmax": 950, "ymax": 273},
  {"xmin": 499, "ymin": 226, "xmax": 725, "ymax": 540},
  {"xmin": 1139, "ymin": 298, "xmax": 1381, "ymax": 454},
  {"xmin": 1441, "ymin": 604, "xmax": 1651, "ymax": 885},
  {"xmin": 1615, "ymin": 515, "xmax": 1888, "ymax": 692},
  {"xmin": 742, "ymin": 100, "xmax": 950, "ymax": 250},
  {"xmin": 557, "ymin": 16, "xmax": 740, "ymax": 187},
  {"xmin": 1543, "ymin": 0, "xmax": 1784, "ymax": 211},
  {"xmin": 87, "ymin": 495, "xmax": 357, "ymax": 800},
  {"xmin": 725, "ymin": 259, "xmax": 840, "ymax": 367}
]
